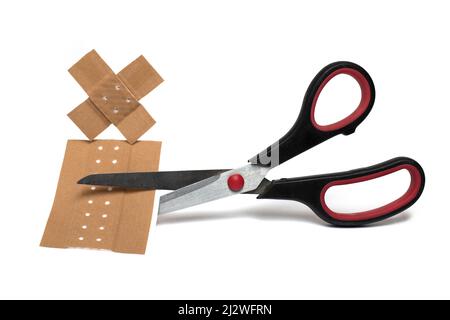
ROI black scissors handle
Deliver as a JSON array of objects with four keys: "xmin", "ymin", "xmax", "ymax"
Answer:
[
  {"xmin": 257, "ymin": 157, "xmax": 425, "ymax": 227},
  {"xmin": 250, "ymin": 61, "xmax": 375, "ymax": 167}
]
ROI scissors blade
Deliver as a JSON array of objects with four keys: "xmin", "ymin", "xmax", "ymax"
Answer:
[
  {"xmin": 158, "ymin": 164, "xmax": 270, "ymax": 214},
  {"xmin": 77, "ymin": 170, "xmax": 229, "ymax": 190}
]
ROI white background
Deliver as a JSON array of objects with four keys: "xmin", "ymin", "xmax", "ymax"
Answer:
[{"xmin": 0, "ymin": 0, "xmax": 448, "ymax": 299}]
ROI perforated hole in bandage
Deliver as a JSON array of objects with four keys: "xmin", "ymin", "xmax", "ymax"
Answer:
[
  {"xmin": 41, "ymin": 140, "xmax": 161, "ymax": 254},
  {"xmin": 67, "ymin": 50, "xmax": 163, "ymax": 144}
]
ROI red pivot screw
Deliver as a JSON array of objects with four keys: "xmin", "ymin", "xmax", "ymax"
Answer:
[{"xmin": 227, "ymin": 174, "xmax": 245, "ymax": 192}]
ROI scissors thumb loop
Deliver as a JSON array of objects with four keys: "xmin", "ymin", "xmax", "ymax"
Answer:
[{"xmin": 251, "ymin": 61, "xmax": 376, "ymax": 167}]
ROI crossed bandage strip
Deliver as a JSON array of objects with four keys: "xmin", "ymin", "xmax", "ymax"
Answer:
[{"xmin": 68, "ymin": 50, "xmax": 163, "ymax": 143}]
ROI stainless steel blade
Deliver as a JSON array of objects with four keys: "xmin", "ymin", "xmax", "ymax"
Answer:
[
  {"xmin": 158, "ymin": 164, "xmax": 271, "ymax": 214},
  {"xmin": 77, "ymin": 170, "xmax": 229, "ymax": 190}
]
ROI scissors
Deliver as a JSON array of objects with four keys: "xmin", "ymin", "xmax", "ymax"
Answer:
[{"xmin": 79, "ymin": 61, "xmax": 425, "ymax": 227}]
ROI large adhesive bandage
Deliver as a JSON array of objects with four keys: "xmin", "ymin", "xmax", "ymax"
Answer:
[{"xmin": 41, "ymin": 140, "xmax": 161, "ymax": 254}]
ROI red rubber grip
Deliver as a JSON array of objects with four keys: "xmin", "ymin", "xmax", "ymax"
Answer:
[
  {"xmin": 319, "ymin": 164, "xmax": 423, "ymax": 222},
  {"xmin": 310, "ymin": 68, "xmax": 373, "ymax": 132}
]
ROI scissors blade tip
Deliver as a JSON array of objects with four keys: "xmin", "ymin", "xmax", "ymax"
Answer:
[{"xmin": 77, "ymin": 175, "xmax": 95, "ymax": 185}]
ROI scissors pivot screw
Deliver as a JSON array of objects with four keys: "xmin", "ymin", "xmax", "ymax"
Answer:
[{"xmin": 227, "ymin": 174, "xmax": 245, "ymax": 192}]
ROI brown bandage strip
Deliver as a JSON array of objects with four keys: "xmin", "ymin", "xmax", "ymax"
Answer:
[
  {"xmin": 41, "ymin": 140, "xmax": 161, "ymax": 254},
  {"xmin": 68, "ymin": 50, "xmax": 163, "ymax": 143}
]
